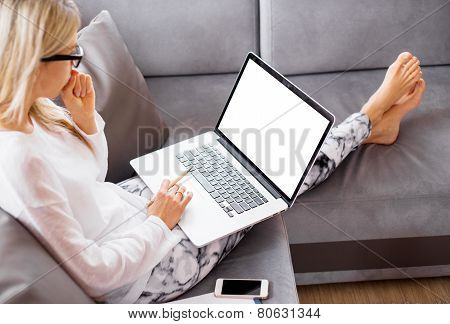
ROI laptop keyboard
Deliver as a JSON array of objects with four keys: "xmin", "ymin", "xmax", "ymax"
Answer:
[{"xmin": 176, "ymin": 144, "xmax": 268, "ymax": 217}]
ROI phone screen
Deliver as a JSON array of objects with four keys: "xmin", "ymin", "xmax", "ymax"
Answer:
[{"xmin": 221, "ymin": 279, "xmax": 262, "ymax": 295}]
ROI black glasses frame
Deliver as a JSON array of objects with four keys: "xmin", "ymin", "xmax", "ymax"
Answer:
[{"xmin": 41, "ymin": 45, "xmax": 84, "ymax": 68}]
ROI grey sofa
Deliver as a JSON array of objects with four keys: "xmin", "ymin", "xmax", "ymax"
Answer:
[
  {"xmin": 0, "ymin": 0, "xmax": 298, "ymax": 304},
  {"xmin": 1, "ymin": 0, "xmax": 449, "ymax": 304},
  {"xmin": 260, "ymin": 0, "xmax": 450, "ymax": 285},
  {"xmin": 88, "ymin": 0, "xmax": 450, "ymax": 285}
]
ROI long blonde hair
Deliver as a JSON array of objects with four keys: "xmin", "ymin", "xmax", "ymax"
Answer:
[{"xmin": 0, "ymin": 0, "xmax": 91, "ymax": 149}]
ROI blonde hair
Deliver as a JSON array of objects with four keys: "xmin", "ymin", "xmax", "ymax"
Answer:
[{"xmin": 0, "ymin": 0, "xmax": 91, "ymax": 149}]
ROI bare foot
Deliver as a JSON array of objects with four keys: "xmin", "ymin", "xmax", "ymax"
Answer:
[
  {"xmin": 363, "ymin": 78, "xmax": 426, "ymax": 145},
  {"xmin": 395, "ymin": 56, "xmax": 422, "ymax": 105},
  {"xmin": 361, "ymin": 52, "xmax": 422, "ymax": 125}
]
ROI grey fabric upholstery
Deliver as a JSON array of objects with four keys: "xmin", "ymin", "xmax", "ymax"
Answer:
[
  {"xmin": 0, "ymin": 208, "xmax": 93, "ymax": 304},
  {"xmin": 146, "ymin": 66, "xmax": 450, "ymax": 283},
  {"xmin": 0, "ymin": 208, "xmax": 297, "ymax": 304},
  {"xmin": 145, "ymin": 74, "xmax": 239, "ymax": 144},
  {"xmin": 0, "ymin": 2, "xmax": 298, "ymax": 304},
  {"xmin": 77, "ymin": 10, "xmax": 169, "ymax": 183},
  {"xmin": 1, "ymin": 0, "xmax": 448, "ymax": 305},
  {"xmin": 286, "ymin": 66, "xmax": 450, "ymax": 242},
  {"xmin": 175, "ymin": 214, "xmax": 299, "ymax": 304},
  {"xmin": 296, "ymin": 265, "xmax": 450, "ymax": 286},
  {"xmin": 75, "ymin": 0, "xmax": 259, "ymax": 76},
  {"xmin": 283, "ymin": 65, "xmax": 450, "ymax": 283},
  {"xmin": 257, "ymin": 0, "xmax": 450, "ymax": 283},
  {"xmin": 260, "ymin": 0, "xmax": 450, "ymax": 75}
]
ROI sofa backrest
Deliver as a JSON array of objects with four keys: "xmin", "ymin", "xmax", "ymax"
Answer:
[
  {"xmin": 75, "ymin": 0, "xmax": 450, "ymax": 77},
  {"xmin": 75, "ymin": 0, "xmax": 259, "ymax": 77},
  {"xmin": 260, "ymin": 0, "xmax": 450, "ymax": 75}
]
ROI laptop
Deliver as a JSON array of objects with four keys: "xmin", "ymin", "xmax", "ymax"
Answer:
[{"xmin": 130, "ymin": 53, "xmax": 335, "ymax": 247}]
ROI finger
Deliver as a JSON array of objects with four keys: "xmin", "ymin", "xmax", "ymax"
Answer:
[
  {"xmin": 86, "ymin": 75, "xmax": 94, "ymax": 94},
  {"xmin": 61, "ymin": 70, "xmax": 77, "ymax": 95},
  {"xmin": 174, "ymin": 186, "xmax": 186, "ymax": 202},
  {"xmin": 159, "ymin": 179, "xmax": 170, "ymax": 192},
  {"xmin": 146, "ymin": 196, "xmax": 155, "ymax": 207},
  {"xmin": 181, "ymin": 191, "xmax": 193, "ymax": 208},
  {"xmin": 79, "ymin": 74, "xmax": 87, "ymax": 97},
  {"xmin": 173, "ymin": 191, "xmax": 184, "ymax": 202},
  {"xmin": 74, "ymin": 74, "xmax": 81, "ymax": 97},
  {"xmin": 168, "ymin": 184, "xmax": 180, "ymax": 195}
]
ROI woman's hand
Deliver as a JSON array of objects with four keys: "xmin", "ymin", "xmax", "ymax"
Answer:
[
  {"xmin": 60, "ymin": 69, "xmax": 97, "ymax": 134},
  {"xmin": 147, "ymin": 179, "xmax": 193, "ymax": 230}
]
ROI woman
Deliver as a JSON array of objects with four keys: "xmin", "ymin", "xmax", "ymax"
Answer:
[{"xmin": 0, "ymin": 0, "xmax": 425, "ymax": 303}]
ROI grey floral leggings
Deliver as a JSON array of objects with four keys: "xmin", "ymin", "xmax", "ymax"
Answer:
[{"xmin": 117, "ymin": 112, "xmax": 372, "ymax": 303}]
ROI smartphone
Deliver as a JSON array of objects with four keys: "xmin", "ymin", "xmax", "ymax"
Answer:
[{"xmin": 214, "ymin": 278, "xmax": 269, "ymax": 299}]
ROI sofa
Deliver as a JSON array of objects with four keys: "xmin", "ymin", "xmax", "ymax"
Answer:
[
  {"xmin": 1, "ymin": 0, "xmax": 449, "ymax": 304},
  {"xmin": 0, "ymin": 0, "xmax": 298, "ymax": 304},
  {"xmin": 260, "ymin": 0, "xmax": 450, "ymax": 284}
]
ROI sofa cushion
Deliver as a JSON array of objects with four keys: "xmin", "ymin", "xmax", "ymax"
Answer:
[
  {"xmin": 75, "ymin": 0, "xmax": 259, "ymax": 76},
  {"xmin": 260, "ymin": 0, "xmax": 450, "ymax": 75},
  {"xmin": 146, "ymin": 65, "xmax": 450, "ymax": 244},
  {"xmin": 285, "ymin": 65, "xmax": 450, "ymax": 242},
  {"xmin": 281, "ymin": 65, "xmax": 450, "ymax": 279},
  {"xmin": 0, "ymin": 208, "xmax": 93, "ymax": 304},
  {"xmin": 77, "ymin": 10, "xmax": 169, "ymax": 183}
]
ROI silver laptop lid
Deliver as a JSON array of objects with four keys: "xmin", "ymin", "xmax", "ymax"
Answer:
[{"xmin": 215, "ymin": 53, "xmax": 335, "ymax": 206}]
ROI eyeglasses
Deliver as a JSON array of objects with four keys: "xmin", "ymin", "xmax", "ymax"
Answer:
[{"xmin": 40, "ymin": 45, "xmax": 84, "ymax": 68}]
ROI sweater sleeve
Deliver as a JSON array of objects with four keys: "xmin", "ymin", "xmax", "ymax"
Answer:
[
  {"xmin": 72, "ymin": 110, "xmax": 109, "ymax": 182},
  {"xmin": 10, "ymin": 153, "xmax": 181, "ymax": 298}
]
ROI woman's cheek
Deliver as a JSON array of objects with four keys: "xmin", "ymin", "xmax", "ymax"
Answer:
[
  {"xmin": 65, "ymin": 73, "xmax": 72, "ymax": 86},
  {"xmin": 62, "ymin": 68, "xmax": 74, "ymax": 88}
]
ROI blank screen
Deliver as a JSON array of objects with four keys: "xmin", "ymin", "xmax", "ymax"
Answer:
[
  {"xmin": 218, "ymin": 59, "xmax": 330, "ymax": 198},
  {"xmin": 221, "ymin": 280, "xmax": 261, "ymax": 295}
]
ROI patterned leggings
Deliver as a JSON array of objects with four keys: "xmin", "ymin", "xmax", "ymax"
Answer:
[{"xmin": 117, "ymin": 112, "xmax": 372, "ymax": 303}]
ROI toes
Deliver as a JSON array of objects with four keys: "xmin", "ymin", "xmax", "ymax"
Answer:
[
  {"xmin": 406, "ymin": 69, "xmax": 422, "ymax": 84},
  {"xmin": 420, "ymin": 78, "xmax": 426, "ymax": 89},
  {"xmin": 416, "ymin": 78, "xmax": 426, "ymax": 95},
  {"xmin": 390, "ymin": 52, "xmax": 413, "ymax": 71},
  {"xmin": 397, "ymin": 52, "xmax": 413, "ymax": 64},
  {"xmin": 403, "ymin": 56, "xmax": 419, "ymax": 75},
  {"xmin": 415, "ymin": 70, "xmax": 423, "ymax": 82},
  {"xmin": 407, "ymin": 78, "xmax": 425, "ymax": 105},
  {"xmin": 405, "ymin": 61, "xmax": 421, "ymax": 78}
]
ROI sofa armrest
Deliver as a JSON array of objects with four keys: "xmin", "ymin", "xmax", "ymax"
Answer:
[
  {"xmin": 0, "ymin": 208, "xmax": 94, "ymax": 304},
  {"xmin": 172, "ymin": 214, "xmax": 299, "ymax": 304}
]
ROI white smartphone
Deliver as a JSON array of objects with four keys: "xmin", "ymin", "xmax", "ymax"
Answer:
[{"xmin": 214, "ymin": 278, "xmax": 269, "ymax": 299}]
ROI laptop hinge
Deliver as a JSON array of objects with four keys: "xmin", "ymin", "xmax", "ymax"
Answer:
[{"xmin": 216, "ymin": 135, "xmax": 287, "ymax": 203}]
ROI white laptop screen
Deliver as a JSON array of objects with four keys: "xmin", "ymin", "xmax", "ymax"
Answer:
[{"xmin": 217, "ymin": 58, "xmax": 330, "ymax": 199}]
